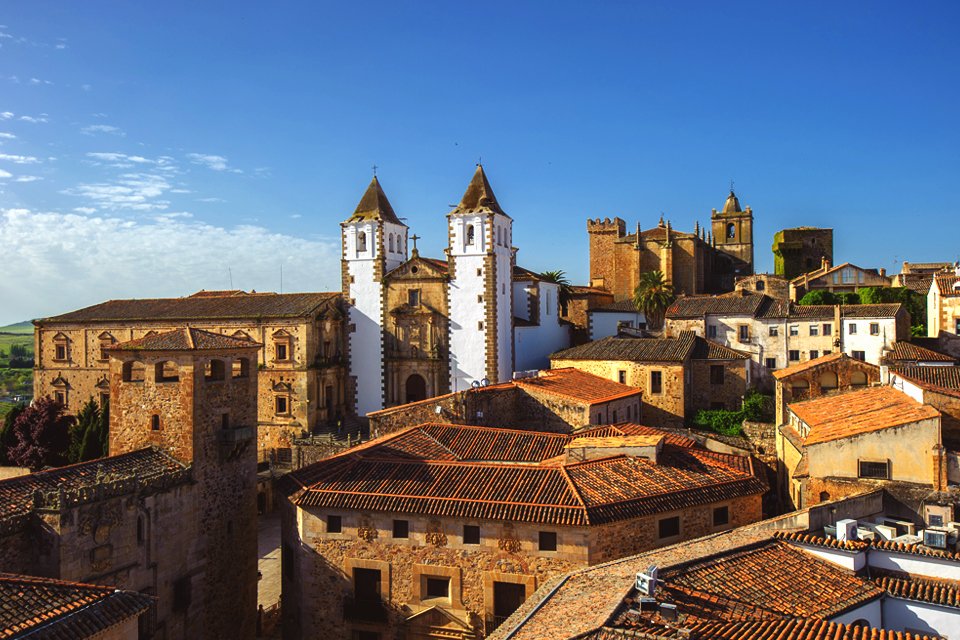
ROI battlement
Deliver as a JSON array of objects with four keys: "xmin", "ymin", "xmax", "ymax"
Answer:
[{"xmin": 587, "ymin": 217, "xmax": 626, "ymax": 236}]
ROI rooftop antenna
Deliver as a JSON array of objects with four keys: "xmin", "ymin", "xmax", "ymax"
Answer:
[
  {"xmin": 228, "ymin": 267, "xmax": 233, "ymax": 289},
  {"xmin": 280, "ymin": 263, "xmax": 283, "ymax": 295}
]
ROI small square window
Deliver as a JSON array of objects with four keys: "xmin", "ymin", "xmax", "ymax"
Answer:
[
  {"xmin": 476, "ymin": 268, "xmax": 482, "ymax": 277},
  {"xmin": 755, "ymin": 280, "xmax": 765, "ymax": 291},
  {"xmin": 765, "ymin": 357, "xmax": 777, "ymax": 370},
  {"xmin": 713, "ymin": 506, "xmax": 730, "ymax": 527},
  {"xmin": 327, "ymin": 515, "xmax": 342, "ymax": 533},
  {"xmin": 477, "ymin": 294, "xmax": 483, "ymax": 303},
  {"xmin": 425, "ymin": 577, "xmax": 450, "ymax": 599},
  {"xmin": 870, "ymin": 322, "xmax": 880, "ymax": 336},
  {"xmin": 738, "ymin": 325, "xmax": 749, "ymax": 341},
  {"xmin": 463, "ymin": 525, "xmax": 480, "ymax": 545},
  {"xmin": 55, "ymin": 344, "xmax": 67, "ymax": 360},
  {"xmin": 276, "ymin": 343, "xmax": 289, "ymax": 361},
  {"xmin": 392, "ymin": 519, "xmax": 409, "ymax": 539},
  {"xmin": 848, "ymin": 323, "xmax": 857, "ymax": 335},
  {"xmin": 810, "ymin": 350, "xmax": 819, "ymax": 359},
  {"xmin": 538, "ymin": 531, "xmax": 557, "ymax": 551},
  {"xmin": 823, "ymin": 324, "xmax": 832, "ymax": 336},
  {"xmin": 55, "ymin": 391, "xmax": 66, "ymax": 406},
  {"xmin": 408, "ymin": 289, "xmax": 421, "ymax": 307},
  {"xmin": 789, "ymin": 325, "xmax": 799, "ymax": 337},
  {"xmin": 809, "ymin": 324, "xmax": 819, "ymax": 336},
  {"xmin": 852, "ymin": 350, "xmax": 866, "ymax": 361},
  {"xmin": 858, "ymin": 460, "xmax": 888, "ymax": 479},
  {"xmin": 788, "ymin": 350, "xmax": 800, "ymax": 361},
  {"xmin": 709, "ymin": 365, "xmax": 724, "ymax": 385},
  {"xmin": 618, "ymin": 370, "xmax": 627, "ymax": 384},
  {"xmin": 658, "ymin": 516, "xmax": 680, "ymax": 539},
  {"xmin": 768, "ymin": 326, "xmax": 779, "ymax": 337}
]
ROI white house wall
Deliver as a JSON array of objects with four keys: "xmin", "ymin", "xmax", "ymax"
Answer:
[
  {"xmin": 515, "ymin": 282, "xmax": 569, "ymax": 372},
  {"xmin": 828, "ymin": 598, "xmax": 882, "ymax": 627},
  {"xmin": 589, "ymin": 311, "xmax": 646, "ymax": 341},
  {"xmin": 841, "ymin": 317, "xmax": 897, "ymax": 364},
  {"xmin": 344, "ymin": 224, "xmax": 385, "ymax": 416},
  {"xmin": 495, "ymin": 239, "xmax": 513, "ymax": 382},
  {"xmin": 868, "ymin": 550, "xmax": 960, "ymax": 581},
  {"xmin": 883, "ymin": 597, "xmax": 960, "ymax": 640}
]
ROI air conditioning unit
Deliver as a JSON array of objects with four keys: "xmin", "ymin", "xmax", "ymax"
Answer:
[
  {"xmin": 891, "ymin": 534, "xmax": 922, "ymax": 546},
  {"xmin": 923, "ymin": 529, "xmax": 948, "ymax": 549},
  {"xmin": 856, "ymin": 527, "xmax": 876, "ymax": 541},
  {"xmin": 836, "ymin": 519, "xmax": 858, "ymax": 542},
  {"xmin": 874, "ymin": 524, "xmax": 897, "ymax": 541},
  {"xmin": 635, "ymin": 565, "xmax": 658, "ymax": 596},
  {"xmin": 824, "ymin": 525, "xmax": 837, "ymax": 538}
]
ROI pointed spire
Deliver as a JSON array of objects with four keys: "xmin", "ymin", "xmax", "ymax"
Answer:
[
  {"xmin": 658, "ymin": 215, "xmax": 665, "ymax": 228},
  {"xmin": 346, "ymin": 176, "xmax": 403, "ymax": 225},
  {"xmin": 694, "ymin": 220, "xmax": 700, "ymax": 234},
  {"xmin": 722, "ymin": 189, "xmax": 742, "ymax": 214},
  {"xmin": 451, "ymin": 165, "xmax": 507, "ymax": 217}
]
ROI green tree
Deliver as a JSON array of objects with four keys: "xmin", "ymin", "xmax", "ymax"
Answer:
[
  {"xmin": 0, "ymin": 402, "xmax": 26, "ymax": 465},
  {"xmin": 859, "ymin": 286, "xmax": 926, "ymax": 335},
  {"xmin": 540, "ymin": 270, "xmax": 574, "ymax": 315},
  {"xmin": 837, "ymin": 292, "xmax": 860, "ymax": 305},
  {"xmin": 68, "ymin": 398, "xmax": 109, "ymax": 463},
  {"xmin": 798, "ymin": 290, "xmax": 838, "ymax": 305},
  {"xmin": 633, "ymin": 270, "xmax": 675, "ymax": 331}
]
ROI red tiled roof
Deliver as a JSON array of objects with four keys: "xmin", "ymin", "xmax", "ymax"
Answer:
[
  {"xmin": 109, "ymin": 327, "xmax": 260, "ymax": 352},
  {"xmin": 0, "ymin": 448, "xmax": 188, "ymax": 523},
  {"xmin": 515, "ymin": 368, "xmax": 640, "ymax": 405},
  {"xmin": 575, "ymin": 423, "xmax": 697, "ymax": 448},
  {"xmin": 0, "ymin": 573, "xmax": 153, "ymax": 639},
  {"xmin": 889, "ymin": 342, "xmax": 955, "ymax": 363},
  {"xmin": 893, "ymin": 366, "xmax": 960, "ymax": 399},
  {"xmin": 690, "ymin": 620, "xmax": 942, "ymax": 640},
  {"xmin": 666, "ymin": 293, "xmax": 769, "ymax": 319},
  {"xmin": 875, "ymin": 572, "xmax": 960, "ymax": 608},
  {"xmin": 290, "ymin": 424, "xmax": 764, "ymax": 526},
  {"xmin": 777, "ymin": 531, "xmax": 960, "ymax": 562},
  {"xmin": 788, "ymin": 386, "xmax": 940, "ymax": 445},
  {"xmin": 38, "ymin": 291, "xmax": 340, "ymax": 323},
  {"xmin": 934, "ymin": 273, "xmax": 960, "ymax": 297},
  {"xmin": 551, "ymin": 332, "xmax": 696, "ymax": 363},
  {"xmin": 773, "ymin": 530, "xmax": 869, "ymax": 552},
  {"xmin": 771, "ymin": 352, "xmax": 878, "ymax": 380},
  {"xmin": 690, "ymin": 337, "xmax": 750, "ymax": 360}
]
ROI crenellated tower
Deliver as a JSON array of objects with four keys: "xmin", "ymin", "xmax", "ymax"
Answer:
[
  {"xmin": 446, "ymin": 165, "xmax": 514, "ymax": 391},
  {"xmin": 341, "ymin": 176, "xmax": 408, "ymax": 415}
]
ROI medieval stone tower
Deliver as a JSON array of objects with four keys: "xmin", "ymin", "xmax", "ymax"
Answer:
[
  {"xmin": 447, "ymin": 165, "xmax": 515, "ymax": 391},
  {"xmin": 341, "ymin": 176, "xmax": 409, "ymax": 416},
  {"xmin": 109, "ymin": 328, "xmax": 260, "ymax": 639},
  {"xmin": 710, "ymin": 189, "xmax": 755, "ymax": 275}
]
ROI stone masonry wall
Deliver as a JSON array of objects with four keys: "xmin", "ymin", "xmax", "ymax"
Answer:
[{"xmin": 687, "ymin": 359, "xmax": 748, "ymax": 414}]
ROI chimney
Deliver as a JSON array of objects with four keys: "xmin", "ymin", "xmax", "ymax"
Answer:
[
  {"xmin": 821, "ymin": 256, "xmax": 831, "ymax": 270},
  {"xmin": 933, "ymin": 444, "xmax": 948, "ymax": 492},
  {"xmin": 879, "ymin": 268, "xmax": 886, "ymax": 278},
  {"xmin": 566, "ymin": 435, "xmax": 663, "ymax": 464}
]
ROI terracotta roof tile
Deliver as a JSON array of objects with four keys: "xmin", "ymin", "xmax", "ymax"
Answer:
[
  {"xmin": 514, "ymin": 369, "xmax": 641, "ymax": 404},
  {"xmin": 889, "ymin": 342, "xmax": 956, "ymax": 363},
  {"xmin": 689, "ymin": 619, "xmax": 942, "ymax": 640},
  {"xmin": 771, "ymin": 352, "xmax": 873, "ymax": 380},
  {"xmin": 0, "ymin": 573, "xmax": 153, "ymax": 639},
  {"xmin": 874, "ymin": 572, "xmax": 960, "ymax": 608},
  {"xmin": 934, "ymin": 273, "xmax": 960, "ymax": 297},
  {"xmin": 290, "ymin": 424, "xmax": 764, "ymax": 526},
  {"xmin": 38, "ymin": 291, "xmax": 340, "ymax": 323},
  {"xmin": 777, "ymin": 531, "xmax": 960, "ymax": 562},
  {"xmin": 551, "ymin": 332, "xmax": 696, "ymax": 363},
  {"xmin": 690, "ymin": 337, "xmax": 750, "ymax": 360},
  {"xmin": 575, "ymin": 424, "xmax": 698, "ymax": 448},
  {"xmin": 893, "ymin": 365, "xmax": 960, "ymax": 398},
  {"xmin": 788, "ymin": 386, "xmax": 940, "ymax": 445},
  {"xmin": 109, "ymin": 327, "xmax": 260, "ymax": 352},
  {"xmin": 590, "ymin": 300, "xmax": 642, "ymax": 313},
  {"xmin": 666, "ymin": 293, "xmax": 768, "ymax": 319}
]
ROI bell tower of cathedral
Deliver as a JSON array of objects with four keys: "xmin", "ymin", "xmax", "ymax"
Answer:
[
  {"xmin": 710, "ymin": 188, "xmax": 754, "ymax": 275},
  {"xmin": 341, "ymin": 176, "xmax": 408, "ymax": 415},
  {"xmin": 446, "ymin": 165, "xmax": 514, "ymax": 391}
]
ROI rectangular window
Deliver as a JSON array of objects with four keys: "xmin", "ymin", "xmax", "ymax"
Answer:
[
  {"xmin": 55, "ymin": 391, "xmax": 66, "ymax": 406},
  {"xmin": 424, "ymin": 577, "xmax": 450, "ymax": 599},
  {"xmin": 55, "ymin": 344, "xmax": 67, "ymax": 360},
  {"xmin": 789, "ymin": 325, "xmax": 799, "ymax": 337},
  {"xmin": 538, "ymin": 531, "xmax": 557, "ymax": 551},
  {"xmin": 618, "ymin": 370, "xmax": 627, "ymax": 384},
  {"xmin": 327, "ymin": 515, "xmax": 342, "ymax": 533},
  {"xmin": 463, "ymin": 525, "xmax": 480, "ymax": 545},
  {"xmin": 151, "ymin": 415, "xmax": 160, "ymax": 431},
  {"xmin": 658, "ymin": 516, "xmax": 680, "ymax": 539},
  {"xmin": 710, "ymin": 365, "xmax": 724, "ymax": 385},
  {"xmin": 476, "ymin": 268, "xmax": 482, "ymax": 277},
  {"xmin": 768, "ymin": 326, "xmax": 779, "ymax": 337},
  {"xmin": 809, "ymin": 324, "xmax": 819, "ymax": 336},
  {"xmin": 477, "ymin": 294, "xmax": 483, "ymax": 303},
  {"xmin": 408, "ymin": 289, "xmax": 421, "ymax": 307},
  {"xmin": 824, "ymin": 350, "xmax": 832, "ymax": 355},
  {"xmin": 849, "ymin": 323, "xmax": 857, "ymax": 335},
  {"xmin": 707, "ymin": 325, "xmax": 717, "ymax": 338},
  {"xmin": 765, "ymin": 357, "xmax": 777, "ymax": 370},
  {"xmin": 477, "ymin": 321, "xmax": 484, "ymax": 330},
  {"xmin": 276, "ymin": 343, "xmax": 288, "ymax": 361},
  {"xmin": 788, "ymin": 350, "xmax": 800, "ymax": 361},
  {"xmin": 353, "ymin": 568, "xmax": 381, "ymax": 602},
  {"xmin": 612, "ymin": 410, "xmax": 617, "ymax": 422},
  {"xmin": 858, "ymin": 460, "xmax": 889, "ymax": 479},
  {"xmin": 738, "ymin": 325, "xmax": 749, "ymax": 341},
  {"xmin": 870, "ymin": 322, "xmax": 880, "ymax": 335},
  {"xmin": 650, "ymin": 371, "xmax": 663, "ymax": 394},
  {"xmin": 810, "ymin": 350, "xmax": 819, "ymax": 359},
  {"xmin": 275, "ymin": 396, "xmax": 288, "ymax": 415},
  {"xmin": 392, "ymin": 519, "xmax": 409, "ymax": 539},
  {"xmin": 823, "ymin": 323, "xmax": 832, "ymax": 336},
  {"xmin": 852, "ymin": 350, "xmax": 866, "ymax": 361},
  {"xmin": 712, "ymin": 506, "xmax": 730, "ymax": 527}
]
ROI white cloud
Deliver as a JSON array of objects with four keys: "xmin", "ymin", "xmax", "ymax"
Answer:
[
  {"xmin": 85, "ymin": 152, "xmax": 177, "ymax": 173},
  {"xmin": 81, "ymin": 124, "xmax": 124, "ymax": 136},
  {"xmin": 0, "ymin": 112, "xmax": 13, "ymax": 120},
  {"xmin": 64, "ymin": 172, "xmax": 173, "ymax": 211},
  {"xmin": 0, "ymin": 132, "xmax": 15, "ymax": 139},
  {"xmin": 55, "ymin": 43, "xmax": 67, "ymax": 50},
  {"xmin": 73, "ymin": 207, "xmax": 96, "ymax": 214},
  {"xmin": 0, "ymin": 153, "xmax": 40, "ymax": 164},
  {"xmin": 29, "ymin": 77, "xmax": 52, "ymax": 85},
  {"xmin": 187, "ymin": 153, "xmax": 242, "ymax": 173},
  {"xmin": 14, "ymin": 175, "xmax": 41, "ymax": 183},
  {"xmin": 19, "ymin": 114, "xmax": 48, "ymax": 123},
  {"xmin": 0, "ymin": 208, "xmax": 340, "ymax": 325},
  {"xmin": 0, "ymin": 169, "xmax": 11, "ymax": 179},
  {"xmin": 197, "ymin": 196, "xmax": 224, "ymax": 203}
]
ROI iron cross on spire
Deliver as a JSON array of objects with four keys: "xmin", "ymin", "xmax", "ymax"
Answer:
[
  {"xmin": 411, "ymin": 234, "xmax": 420, "ymax": 252},
  {"xmin": 729, "ymin": 179, "xmax": 735, "ymax": 192},
  {"xmin": 372, "ymin": 164, "xmax": 378, "ymax": 177}
]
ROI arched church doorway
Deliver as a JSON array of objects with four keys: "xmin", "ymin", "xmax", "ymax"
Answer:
[{"xmin": 406, "ymin": 374, "xmax": 427, "ymax": 403}]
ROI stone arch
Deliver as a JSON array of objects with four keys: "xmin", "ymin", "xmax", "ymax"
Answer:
[
  {"xmin": 726, "ymin": 222, "xmax": 736, "ymax": 239},
  {"xmin": 405, "ymin": 373, "xmax": 427, "ymax": 403},
  {"xmin": 122, "ymin": 360, "xmax": 145, "ymax": 383},
  {"xmin": 358, "ymin": 231, "xmax": 367, "ymax": 252},
  {"xmin": 850, "ymin": 370, "xmax": 868, "ymax": 386},
  {"xmin": 233, "ymin": 357, "xmax": 250, "ymax": 379},
  {"xmin": 155, "ymin": 360, "xmax": 179, "ymax": 383},
  {"xmin": 466, "ymin": 224, "xmax": 475, "ymax": 246},
  {"xmin": 818, "ymin": 371, "xmax": 838, "ymax": 390}
]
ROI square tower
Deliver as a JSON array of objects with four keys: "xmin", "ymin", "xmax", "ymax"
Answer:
[
  {"xmin": 711, "ymin": 189, "xmax": 755, "ymax": 276},
  {"xmin": 447, "ymin": 165, "xmax": 515, "ymax": 391}
]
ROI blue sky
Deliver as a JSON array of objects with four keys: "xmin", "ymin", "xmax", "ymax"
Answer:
[{"xmin": 1, "ymin": 1, "xmax": 958, "ymax": 325}]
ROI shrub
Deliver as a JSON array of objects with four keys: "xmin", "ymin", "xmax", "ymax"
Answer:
[{"xmin": 692, "ymin": 391, "xmax": 771, "ymax": 437}]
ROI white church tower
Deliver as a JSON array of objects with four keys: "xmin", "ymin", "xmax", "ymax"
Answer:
[
  {"xmin": 341, "ymin": 176, "xmax": 408, "ymax": 415},
  {"xmin": 447, "ymin": 165, "xmax": 515, "ymax": 392}
]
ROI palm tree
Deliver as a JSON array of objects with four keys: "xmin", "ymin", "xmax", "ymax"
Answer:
[
  {"xmin": 633, "ymin": 270, "xmax": 675, "ymax": 331},
  {"xmin": 540, "ymin": 270, "xmax": 574, "ymax": 316}
]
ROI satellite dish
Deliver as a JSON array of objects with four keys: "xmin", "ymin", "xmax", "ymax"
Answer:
[
  {"xmin": 434, "ymin": 405, "xmax": 443, "ymax": 415},
  {"xmin": 471, "ymin": 380, "xmax": 481, "ymax": 389},
  {"xmin": 481, "ymin": 378, "xmax": 490, "ymax": 387}
]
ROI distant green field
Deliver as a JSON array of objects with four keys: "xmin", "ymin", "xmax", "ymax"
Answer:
[
  {"xmin": 0, "ymin": 332, "xmax": 32, "ymax": 365},
  {"xmin": 0, "ymin": 321, "xmax": 33, "ymax": 334}
]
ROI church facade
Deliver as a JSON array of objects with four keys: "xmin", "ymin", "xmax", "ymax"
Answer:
[
  {"xmin": 342, "ymin": 166, "xmax": 569, "ymax": 416},
  {"xmin": 587, "ymin": 189, "xmax": 755, "ymax": 299}
]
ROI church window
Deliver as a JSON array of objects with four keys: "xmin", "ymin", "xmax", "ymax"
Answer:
[
  {"xmin": 477, "ymin": 295, "xmax": 483, "ymax": 303},
  {"xmin": 408, "ymin": 289, "xmax": 421, "ymax": 307},
  {"xmin": 151, "ymin": 414, "xmax": 161, "ymax": 431},
  {"xmin": 476, "ymin": 268, "xmax": 482, "ymax": 276},
  {"xmin": 137, "ymin": 515, "xmax": 145, "ymax": 544},
  {"xmin": 726, "ymin": 223, "xmax": 735, "ymax": 239},
  {"xmin": 357, "ymin": 231, "xmax": 367, "ymax": 252},
  {"xmin": 466, "ymin": 224, "xmax": 476, "ymax": 246},
  {"xmin": 546, "ymin": 290, "xmax": 553, "ymax": 314},
  {"xmin": 388, "ymin": 234, "xmax": 394, "ymax": 253},
  {"xmin": 478, "ymin": 321, "xmax": 484, "ymax": 330}
]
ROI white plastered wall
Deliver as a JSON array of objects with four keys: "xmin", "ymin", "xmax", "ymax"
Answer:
[{"xmin": 344, "ymin": 222, "xmax": 384, "ymax": 415}]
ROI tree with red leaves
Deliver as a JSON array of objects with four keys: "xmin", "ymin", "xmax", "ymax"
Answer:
[{"xmin": 7, "ymin": 396, "xmax": 74, "ymax": 470}]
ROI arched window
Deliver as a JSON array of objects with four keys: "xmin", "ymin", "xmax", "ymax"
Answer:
[
  {"xmin": 850, "ymin": 370, "xmax": 868, "ymax": 386},
  {"xmin": 466, "ymin": 225, "xmax": 475, "ymax": 246},
  {"xmin": 791, "ymin": 379, "xmax": 810, "ymax": 391},
  {"xmin": 233, "ymin": 357, "xmax": 250, "ymax": 379},
  {"xmin": 357, "ymin": 231, "xmax": 367, "ymax": 252},
  {"xmin": 155, "ymin": 361, "xmax": 179, "ymax": 383},
  {"xmin": 122, "ymin": 361, "xmax": 145, "ymax": 383},
  {"xmin": 818, "ymin": 371, "xmax": 838, "ymax": 390},
  {"xmin": 726, "ymin": 223, "xmax": 736, "ymax": 239},
  {"xmin": 497, "ymin": 226, "xmax": 502, "ymax": 246},
  {"xmin": 205, "ymin": 359, "xmax": 226, "ymax": 382},
  {"xmin": 388, "ymin": 234, "xmax": 394, "ymax": 253}
]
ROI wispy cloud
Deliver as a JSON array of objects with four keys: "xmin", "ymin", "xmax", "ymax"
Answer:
[
  {"xmin": 29, "ymin": 77, "xmax": 53, "ymax": 85},
  {"xmin": 197, "ymin": 196, "xmax": 225, "ymax": 203},
  {"xmin": 0, "ymin": 208, "xmax": 339, "ymax": 325},
  {"xmin": 64, "ymin": 173, "xmax": 173, "ymax": 212},
  {"xmin": 187, "ymin": 153, "xmax": 242, "ymax": 173},
  {"xmin": 19, "ymin": 114, "xmax": 48, "ymax": 123},
  {"xmin": 0, "ymin": 153, "xmax": 40, "ymax": 164},
  {"xmin": 81, "ymin": 124, "xmax": 124, "ymax": 136},
  {"xmin": 0, "ymin": 133, "xmax": 15, "ymax": 140},
  {"xmin": 14, "ymin": 175, "xmax": 42, "ymax": 183},
  {"xmin": 85, "ymin": 152, "xmax": 178, "ymax": 173},
  {"xmin": 0, "ymin": 112, "xmax": 13, "ymax": 120},
  {"xmin": 73, "ymin": 207, "xmax": 96, "ymax": 214},
  {"xmin": 0, "ymin": 169, "xmax": 12, "ymax": 179}
]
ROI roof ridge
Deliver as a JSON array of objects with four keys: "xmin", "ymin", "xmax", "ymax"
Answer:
[
  {"xmin": 557, "ymin": 464, "xmax": 591, "ymax": 525},
  {"xmin": 415, "ymin": 425, "xmax": 460, "ymax": 460}
]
